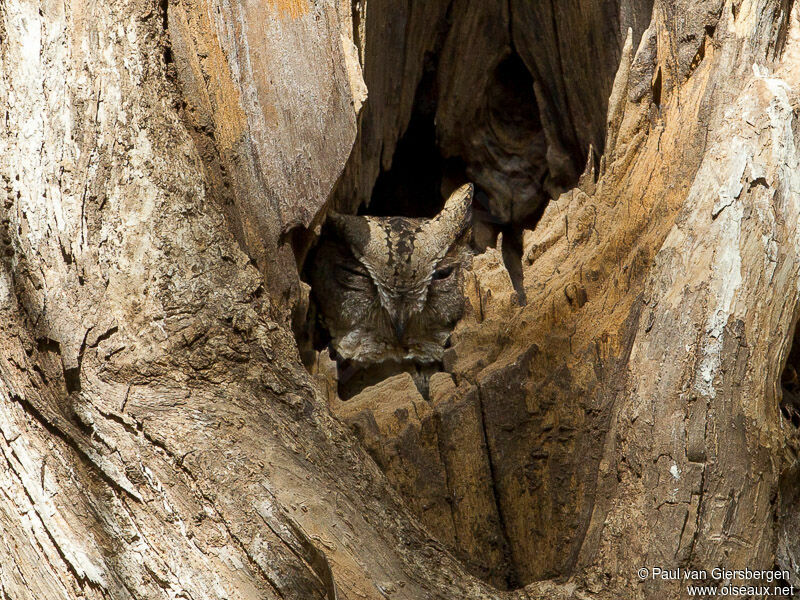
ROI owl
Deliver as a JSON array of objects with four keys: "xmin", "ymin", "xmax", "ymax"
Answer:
[{"xmin": 311, "ymin": 184, "xmax": 473, "ymax": 366}]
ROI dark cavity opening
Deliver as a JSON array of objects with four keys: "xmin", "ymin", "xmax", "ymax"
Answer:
[
  {"xmin": 363, "ymin": 46, "xmax": 467, "ymax": 220},
  {"xmin": 160, "ymin": 0, "xmax": 173, "ymax": 66},
  {"xmin": 652, "ymin": 67, "xmax": 663, "ymax": 109},
  {"xmin": 365, "ymin": 107, "xmax": 450, "ymax": 219},
  {"xmin": 488, "ymin": 54, "xmax": 542, "ymax": 138}
]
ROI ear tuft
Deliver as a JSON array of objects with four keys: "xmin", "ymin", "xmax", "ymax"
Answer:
[{"xmin": 434, "ymin": 183, "xmax": 473, "ymax": 241}]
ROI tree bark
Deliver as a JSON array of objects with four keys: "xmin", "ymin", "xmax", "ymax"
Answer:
[{"xmin": 1, "ymin": 0, "xmax": 799, "ymax": 599}]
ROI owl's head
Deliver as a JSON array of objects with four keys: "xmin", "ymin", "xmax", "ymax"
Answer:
[{"xmin": 311, "ymin": 184, "xmax": 474, "ymax": 365}]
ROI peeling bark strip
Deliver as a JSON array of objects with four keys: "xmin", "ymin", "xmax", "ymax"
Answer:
[{"xmin": 2, "ymin": 0, "xmax": 800, "ymax": 599}]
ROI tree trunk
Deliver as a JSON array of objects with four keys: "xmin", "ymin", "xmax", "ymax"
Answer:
[{"xmin": 1, "ymin": 0, "xmax": 799, "ymax": 599}]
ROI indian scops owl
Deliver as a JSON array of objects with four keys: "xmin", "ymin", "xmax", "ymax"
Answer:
[{"xmin": 311, "ymin": 184, "xmax": 474, "ymax": 365}]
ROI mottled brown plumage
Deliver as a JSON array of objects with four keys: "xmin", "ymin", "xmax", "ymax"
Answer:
[{"xmin": 311, "ymin": 184, "xmax": 473, "ymax": 365}]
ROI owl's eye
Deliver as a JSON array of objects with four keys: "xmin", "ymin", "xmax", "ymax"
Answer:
[
  {"xmin": 335, "ymin": 264, "xmax": 371, "ymax": 290},
  {"xmin": 432, "ymin": 265, "xmax": 455, "ymax": 281},
  {"xmin": 338, "ymin": 264, "xmax": 369, "ymax": 278}
]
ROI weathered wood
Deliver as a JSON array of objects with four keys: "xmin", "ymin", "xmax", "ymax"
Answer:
[{"xmin": 2, "ymin": 0, "xmax": 800, "ymax": 599}]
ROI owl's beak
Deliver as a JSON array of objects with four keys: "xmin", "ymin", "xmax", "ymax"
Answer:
[
  {"xmin": 393, "ymin": 317, "xmax": 408, "ymax": 341},
  {"xmin": 392, "ymin": 314, "xmax": 409, "ymax": 341}
]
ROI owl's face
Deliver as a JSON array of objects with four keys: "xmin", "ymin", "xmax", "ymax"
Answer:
[{"xmin": 311, "ymin": 184, "xmax": 473, "ymax": 365}]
